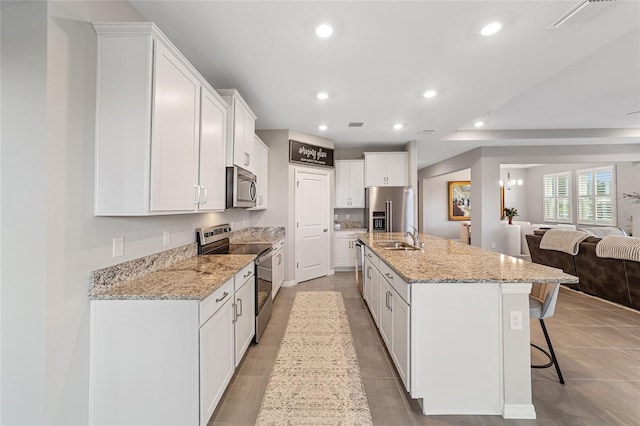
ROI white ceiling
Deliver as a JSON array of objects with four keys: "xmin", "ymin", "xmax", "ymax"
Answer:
[{"xmin": 130, "ymin": 0, "xmax": 640, "ymax": 168}]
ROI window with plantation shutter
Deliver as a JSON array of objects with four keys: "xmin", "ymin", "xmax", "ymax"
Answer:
[
  {"xmin": 577, "ymin": 166, "xmax": 616, "ymax": 225},
  {"xmin": 543, "ymin": 172, "xmax": 571, "ymax": 222}
]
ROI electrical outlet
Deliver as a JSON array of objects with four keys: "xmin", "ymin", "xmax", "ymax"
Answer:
[
  {"xmin": 510, "ymin": 310, "xmax": 523, "ymax": 330},
  {"xmin": 113, "ymin": 237, "xmax": 124, "ymax": 258},
  {"xmin": 346, "ymin": 213, "xmax": 350, "ymax": 220},
  {"xmin": 490, "ymin": 241, "xmax": 496, "ymax": 249},
  {"xmin": 163, "ymin": 230, "xmax": 171, "ymax": 246}
]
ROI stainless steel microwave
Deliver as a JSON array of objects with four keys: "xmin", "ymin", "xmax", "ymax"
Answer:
[{"xmin": 226, "ymin": 166, "xmax": 257, "ymax": 208}]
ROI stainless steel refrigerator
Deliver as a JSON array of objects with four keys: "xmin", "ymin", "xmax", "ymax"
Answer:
[{"xmin": 365, "ymin": 186, "xmax": 415, "ymax": 232}]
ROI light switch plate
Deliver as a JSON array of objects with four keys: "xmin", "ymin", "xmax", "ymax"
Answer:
[
  {"xmin": 113, "ymin": 237, "xmax": 124, "ymax": 258},
  {"xmin": 163, "ymin": 230, "xmax": 171, "ymax": 246}
]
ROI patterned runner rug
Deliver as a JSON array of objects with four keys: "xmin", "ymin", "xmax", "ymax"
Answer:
[{"xmin": 256, "ymin": 291, "xmax": 373, "ymax": 425}]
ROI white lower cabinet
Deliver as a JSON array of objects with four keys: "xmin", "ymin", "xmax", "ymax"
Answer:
[
  {"xmin": 272, "ymin": 239, "xmax": 285, "ymax": 299},
  {"xmin": 234, "ymin": 267, "xmax": 256, "ymax": 367},
  {"xmin": 90, "ymin": 266, "xmax": 256, "ymax": 425},
  {"xmin": 200, "ymin": 295, "xmax": 235, "ymax": 424},
  {"xmin": 334, "ymin": 231, "xmax": 358, "ymax": 269},
  {"xmin": 364, "ymin": 256, "xmax": 380, "ymax": 328},
  {"xmin": 363, "ymin": 248, "xmax": 410, "ymax": 391}
]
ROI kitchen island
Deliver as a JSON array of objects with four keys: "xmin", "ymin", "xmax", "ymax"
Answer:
[{"xmin": 356, "ymin": 232, "xmax": 578, "ymax": 420}]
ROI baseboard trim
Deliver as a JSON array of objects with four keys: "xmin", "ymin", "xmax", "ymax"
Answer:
[
  {"xmin": 503, "ymin": 403, "xmax": 536, "ymax": 419},
  {"xmin": 281, "ymin": 280, "xmax": 297, "ymax": 288}
]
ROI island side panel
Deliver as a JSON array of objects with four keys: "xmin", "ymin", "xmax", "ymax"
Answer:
[
  {"xmin": 500, "ymin": 283, "xmax": 536, "ymax": 419},
  {"xmin": 410, "ymin": 283, "xmax": 502, "ymax": 415}
]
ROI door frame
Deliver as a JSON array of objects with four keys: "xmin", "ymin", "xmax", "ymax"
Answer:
[{"xmin": 293, "ymin": 166, "xmax": 332, "ymax": 284}]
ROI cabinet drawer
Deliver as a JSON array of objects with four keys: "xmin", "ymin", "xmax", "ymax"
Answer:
[
  {"xmin": 364, "ymin": 246, "xmax": 379, "ymax": 270},
  {"xmin": 378, "ymin": 262, "xmax": 409, "ymax": 304},
  {"xmin": 200, "ymin": 278, "xmax": 234, "ymax": 326},
  {"xmin": 235, "ymin": 263, "xmax": 255, "ymax": 292}
]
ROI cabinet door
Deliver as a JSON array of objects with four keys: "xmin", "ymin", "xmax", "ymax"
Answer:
[
  {"xmin": 198, "ymin": 87, "xmax": 227, "ymax": 211},
  {"xmin": 199, "ymin": 300, "xmax": 234, "ymax": 425},
  {"xmin": 150, "ymin": 41, "xmax": 200, "ymax": 211},
  {"xmin": 369, "ymin": 264, "xmax": 381, "ymax": 327},
  {"xmin": 335, "ymin": 161, "xmax": 351, "ymax": 207},
  {"xmin": 334, "ymin": 236, "xmax": 353, "ymax": 268},
  {"xmin": 250, "ymin": 138, "xmax": 268, "ymax": 210},
  {"xmin": 232, "ymin": 101, "xmax": 246, "ymax": 169},
  {"xmin": 385, "ymin": 153, "xmax": 408, "ymax": 186},
  {"xmin": 391, "ymin": 293, "xmax": 410, "ymax": 391},
  {"xmin": 349, "ymin": 161, "xmax": 365, "ymax": 207},
  {"xmin": 364, "ymin": 153, "xmax": 387, "ymax": 187},
  {"xmin": 272, "ymin": 246, "xmax": 284, "ymax": 299},
  {"xmin": 379, "ymin": 277, "xmax": 393, "ymax": 347},
  {"xmin": 234, "ymin": 277, "xmax": 255, "ymax": 366},
  {"xmin": 244, "ymin": 111, "xmax": 256, "ymax": 173}
]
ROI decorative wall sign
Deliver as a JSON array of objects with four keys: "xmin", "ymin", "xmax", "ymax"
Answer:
[{"xmin": 289, "ymin": 140, "xmax": 334, "ymax": 168}]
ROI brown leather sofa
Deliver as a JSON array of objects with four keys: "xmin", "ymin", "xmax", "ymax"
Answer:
[{"xmin": 526, "ymin": 230, "xmax": 639, "ymax": 310}]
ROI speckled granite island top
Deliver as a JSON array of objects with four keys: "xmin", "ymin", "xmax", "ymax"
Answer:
[
  {"xmin": 90, "ymin": 254, "xmax": 255, "ymax": 300},
  {"xmin": 357, "ymin": 232, "xmax": 578, "ymax": 284}
]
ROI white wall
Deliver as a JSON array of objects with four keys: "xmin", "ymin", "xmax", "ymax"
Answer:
[
  {"xmin": 418, "ymin": 145, "xmax": 640, "ymax": 250},
  {"xmin": 500, "ymin": 169, "xmax": 529, "ymax": 222},
  {"xmin": 524, "ymin": 162, "xmax": 640, "ymax": 234},
  {"xmin": 1, "ymin": 2, "xmax": 252, "ymax": 424},
  {"xmin": 256, "ymin": 129, "xmax": 335, "ymax": 280},
  {"xmin": 420, "ymin": 169, "xmax": 471, "ymax": 239}
]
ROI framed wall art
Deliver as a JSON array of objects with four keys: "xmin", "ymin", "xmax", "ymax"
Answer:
[{"xmin": 448, "ymin": 181, "xmax": 471, "ymax": 221}]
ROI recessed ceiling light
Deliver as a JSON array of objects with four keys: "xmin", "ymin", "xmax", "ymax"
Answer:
[
  {"xmin": 480, "ymin": 22, "xmax": 502, "ymax": 36},
  {"xmin": 318, "ymin": 124, "xmax": 328, "ymax": 131},
  {"xmin": 423, "ymin": 90, "xmax": 437, "ymax": 98},
  {"xmin": 316, "ymin": 92, "xmax": 329, "ymax": 100},
  {"xmin": 474, "ymin": 121, "xmax": 485, "ymax": 127},
  {"xmin": 393, "ymin": 123, "xmax": 403, "ymax": 130},
  {"xmin": 315, "ymin": 24, "xmax": 333, "ymax": 38}
]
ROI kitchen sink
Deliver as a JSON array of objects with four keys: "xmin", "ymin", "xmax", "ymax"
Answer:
[{"xmin": 376, "ymin": 241, "xmax": 421, "ymax": 250}]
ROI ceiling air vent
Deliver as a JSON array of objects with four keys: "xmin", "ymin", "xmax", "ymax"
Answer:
[
  {"xmin": 548, "ymin": 0, "xmax": 619, "ymax": 29},
  {"xmin": 417, "ymin": 129, "xmax": 436, "ymax": 136},
  {"xmin": 348, "ymin": 122, "xmax": 364, "ymax": 127}
]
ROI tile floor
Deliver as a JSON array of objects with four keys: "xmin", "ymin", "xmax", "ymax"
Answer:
[{"xmin": 209, "ymin": 273, "xmax": 640, "ymax": 426}]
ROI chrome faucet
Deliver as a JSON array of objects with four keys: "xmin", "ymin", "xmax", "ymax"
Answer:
[{"xmin": 407, "ymin": 225, "xmax": 418, "ymax": 247}]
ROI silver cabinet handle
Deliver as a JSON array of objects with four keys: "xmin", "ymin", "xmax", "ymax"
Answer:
[
  {"xmin": 233, "ymin": 303, "xmax": 237, "ymax": 323},
  {"xmin": 243, "ymin": 270, "xmax": 252, "ymax": 278},
  {"xmin": 215, "ymin": 291, "xmax": 229, "ymax": 303},
  {"xmin": 385, "ymin": 273, "xmax": 393, "ymax": 280},
  {"xmin": 237, "ymin": 298, "xmax": 243, "ymax": 317},
  {"xmin": 201, "ymin": 186, "xmax": 207, "ymax": 204},
  {"xmin": 277, "ymin": 253, "xmax": 282, "ymax": 265},
  {"xmin": 194, "ymin": 185, "xmax": 200, "ymax": 204},
  {"xmin": 324, "ymin": 228, "xmax": 328, "ymax": 232},
  {"xmin": 388, "ymin": 292, "xmax": 393, "ymax": 312},
  {"xmin": 367, "ymin": 266, "xmax": 371, "ymax": 280}
]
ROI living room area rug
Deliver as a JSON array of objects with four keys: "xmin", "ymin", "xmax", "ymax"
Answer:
[{"xmin": 256, "ymin": 291, "xmax": 373, "ymax": 425}]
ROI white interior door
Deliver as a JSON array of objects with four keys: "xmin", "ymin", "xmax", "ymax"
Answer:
[{"xmin": 295, "ymin": 168, "xmax": 330, "ymax": 283}]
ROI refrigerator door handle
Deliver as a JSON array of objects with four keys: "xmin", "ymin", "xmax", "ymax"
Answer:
[{"xmin": 388, "ymin": 200, "xmax": 393, "ymax": 232}]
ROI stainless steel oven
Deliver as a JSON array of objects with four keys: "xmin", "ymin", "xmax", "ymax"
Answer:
[{"xmin": 197, "ymin": 224, "xmax": 273, "ymax": 343}]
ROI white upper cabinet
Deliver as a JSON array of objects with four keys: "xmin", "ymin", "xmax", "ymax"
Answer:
[
  {"xmin": 217, "ymin": 89, "xmax": 257, "ymax": 174},
  {"xmin": 198, "ymin": 87, "xmax": 228, "ymax": 211},
  {"xmin": 150, "ymin": 41, "xmax": 201, "ymax": 211},
  {"xmin": 93, "ymin": 23, "xmax": 228, "ymax": 215},
  {"xmin": 249, "ymin": 135, "xmax": 269, "ymax": 210},
  {"xmin": 335, "ymin": 160, "xmax": 365, "ymax": 208},
  {"xmin": 364, "ymin": 152, "xmax": 408, "ymax": 187}
]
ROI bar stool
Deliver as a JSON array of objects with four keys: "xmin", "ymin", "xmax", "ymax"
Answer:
[{"xmin": 530, "ymin": 282, "xmax": 565, "ymax": 384}]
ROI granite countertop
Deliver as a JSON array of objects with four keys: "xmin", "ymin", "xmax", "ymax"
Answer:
[
  {"xmin": 230, "ymin": 226, "xmax": 285, "ymax": 244},
  {"xmin": 90, "ymin": 254, "xmax": 255, "ymax": 300},
  {"xmin": 356, "ymin": 232, "xmax": 579, "ymax": 285}
]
